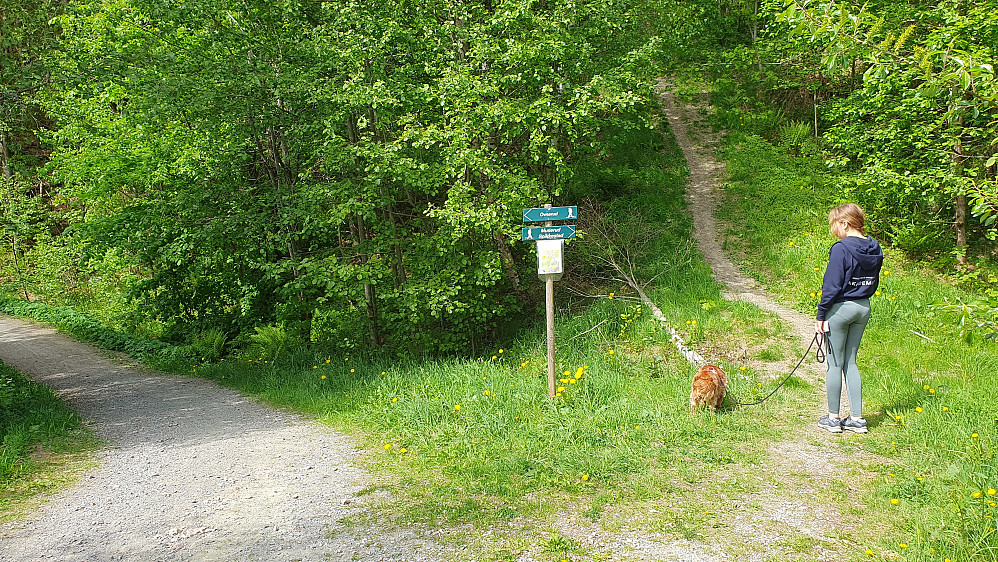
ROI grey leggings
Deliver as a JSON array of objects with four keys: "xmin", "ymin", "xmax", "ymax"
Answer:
[{"xmin": 825, "ymin": 299, "xmax": 871, "ymax": 418}]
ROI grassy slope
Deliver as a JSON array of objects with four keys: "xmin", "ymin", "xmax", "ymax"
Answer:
[
  {"xmin": 2, "ymin": 112, "xmax": 995, "ymax": 561},
  {"xmin": 718, "ymin": 132, "xmax": 998, "ymax": 561},
  {"xmin": 0, "ymin": 360, "xmax": 98, "ymax": 523},
  {"xmin": 147, "ymin": 124, "xmax": 838, "ymax": 560}
]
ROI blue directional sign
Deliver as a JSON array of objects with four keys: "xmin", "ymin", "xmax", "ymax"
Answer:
[
  {"xmin": 523, "ymin": 206, "xmax": 578, "ymax": 223},
  {"xmin": 521, "ymin": 225, "xmax": 576, "ymax": 241}
]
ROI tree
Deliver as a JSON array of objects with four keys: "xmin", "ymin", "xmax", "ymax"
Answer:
[
  {"xmin": 40, "ymin": 0, "xmax": 659, "ymax": 352},
  {"xmin": 780, "ymin": 0, "xmax": 998, "ymax": 258}
]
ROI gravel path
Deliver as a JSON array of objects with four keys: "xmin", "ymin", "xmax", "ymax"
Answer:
[{"xmin": 0, "ymin": 316, "xmax": 439, "ymax": 561}]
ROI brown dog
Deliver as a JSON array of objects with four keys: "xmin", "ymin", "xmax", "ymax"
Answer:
[{"xmin": 690, "ymin": 364, "xmax": 727, "ymax": 414}]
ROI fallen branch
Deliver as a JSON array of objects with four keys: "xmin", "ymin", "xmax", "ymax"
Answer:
[{"xmin": 570, "ymin": 318, "xmax": 610, "ymax": 340}]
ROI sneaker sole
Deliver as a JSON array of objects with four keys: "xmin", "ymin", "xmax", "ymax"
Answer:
[
  {"xmin": 818, "ymin": 423, "xmax": 842, "ymax": 434},
  {"xmin": 842, "ymin": 426, "xmax": 868, "ymax": 434}
]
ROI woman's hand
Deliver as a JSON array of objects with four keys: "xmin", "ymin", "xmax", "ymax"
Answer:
[{"xmin": 815, "ymin": 321, "xmax": 828, "ymax": 334}]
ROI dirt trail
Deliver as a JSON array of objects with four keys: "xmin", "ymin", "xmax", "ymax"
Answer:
[
  {"xmin": 0, "ymin": 317, "xmax": 439, "ymax": 561},
  {"xmin": 655, "ymin": 79, "xmax": 818, "ymax": 359}
]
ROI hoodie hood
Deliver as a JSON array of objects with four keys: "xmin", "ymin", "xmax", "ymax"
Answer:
[{"xmin": 837, "ymin": 236, "xmax": 883, "ymax": 271}]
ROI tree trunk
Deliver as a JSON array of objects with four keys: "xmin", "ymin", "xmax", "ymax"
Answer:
[
  {"xmin": 952, "ymin": 136, "xmax": 968, "ymax": 264},
  {"xmin": 955, "ymin": 192, "xmax": 968, "ymax": 263},
  {"xmin": 0, "ymin": 132, "xmax": 12, "ymax": 182},
  {"xmin": 356, "ymin": 215, "xmax": 381, "ymax": 347},
  {"xmin": 1, "ymin": 140, "xmax": 30, "ymax": 301},
  {"xmin": 493, "ymin": 231, "xmax": 524, "ymax": 297}
]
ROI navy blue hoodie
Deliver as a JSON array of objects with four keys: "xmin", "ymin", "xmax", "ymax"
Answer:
[{"xmin": 816, "ymin": 236, "xmax": 884, "ymax": 321}]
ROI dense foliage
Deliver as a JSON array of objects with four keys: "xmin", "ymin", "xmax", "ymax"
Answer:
[
  {"xmin": 3, "ymin": 0, "xmax": 997, "ymax": 354},
  {"xmin": 3, "ymin": 0, "xmax": 670, "ymax": 353},
  {"xmin": 704, "ymin": 0, "xmax": 998, "ymax": 264}
]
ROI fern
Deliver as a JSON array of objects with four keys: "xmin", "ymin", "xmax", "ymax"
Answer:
[{"xmin": 249, "ymin": 325, "xmax": 293, "ymax": 361}]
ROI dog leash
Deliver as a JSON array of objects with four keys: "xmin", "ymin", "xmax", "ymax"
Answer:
[{"xmin": 724, "ymin": 332, "xmax": 827, "ymax": 407}]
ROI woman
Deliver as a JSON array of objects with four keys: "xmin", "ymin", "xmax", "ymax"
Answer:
[{"xmin": 816, "ymin": 203, "xmax": 883, "ymax": 434}]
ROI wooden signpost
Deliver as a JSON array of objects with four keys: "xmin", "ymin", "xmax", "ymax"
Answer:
[{"xmin": 522, "ymin": 204, "xmax": 577, "ymax": 398}]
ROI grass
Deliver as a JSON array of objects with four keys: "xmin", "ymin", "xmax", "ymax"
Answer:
[
  {"xmin": 143, "ymin": 125, "xmax": 833, "ymax": 559},
  {"xmin": 3, "ymin": 110, "xmax": 996, "ymax": 560},
  {"xmin": 718, "ymin": 131, "xmax": 998, "ymax": 561},
  {"xmin": 0, "ymin": 360, "xmax": 98, "ymax": 523}
]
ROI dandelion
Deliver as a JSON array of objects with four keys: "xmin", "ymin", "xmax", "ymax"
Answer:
[
  {"xmin": 973, "ymin": 433, "xmax": 980, "ymax": 438},
  {"xmin": 974, "ymin": 492, "xmax": 982, "ymax": 498},
  {"xmin": 691, "ymin": 320, "xmax": 697, "ymax": 325},
  {"xmin": 875, "ymin": 291, "xmax": 881, "ymax": 296},
  {"xmin": 454, "ymin": 404, "xmax": 461, "ymax": 411},
  {"xmin": 384, "ymin": 444, "xmax": 391, "ymax": 450},
  {"xmin": 556, "ymin": 393, "xmax": 562, "ymax": 397},
  {"xmin": 345, "ymin": 357, "xmax": 349, "ymax": 361},
  {"xmin": 739, "ymin": 366, "xmax": 746, "ymax": 371},
  {"xmin": 399, "ymin": 448, "xmax": 407, "ymax": 454},
  {"xmin": 582, "ymin": 474, "xmax": 590, "ymax": 481},
  {"xmin": 491, "ymin": 355, "xmax": 497, "ymax": 360},
  {"xmin": 865, "ymin": 549, "xmax": 874, "ymax": 555},
  {"xmin": 321, "ymin": 375, "xmax": 327, "ymax": 380},
  {"xmin": 891, "ymin": 498, "xmax": 899, "ymax": 505},
  {"xmin": 499, "ymin": 349, "xmax": 504, "ymax": 354},
  {"xmin": 988, "ymin": 489, "xmax": 996, "ymax": 495},
  {"xmin": 391, "ymin": 397, "xmax": 397, "ymax": 402},
  {"xmin": 635, "ymin": 425, "xmax": 641, "ymax": 430},
  {"xmin": 810, "ymin": 292, "xmax": 816, "ymax": 298},
  {"xmin": 917, "ymin": 477, "xmax": 923, "ymax": 482},
  {"xmin": 899, "ymin": 543, "xmax": 907, "ymax": 549},
  {"xmin": 915, "ymin": 407, "xmax": 923, "ymax": 413},
  {"xmin": 557, "ymin": 386, "xmax": 566, "ymax": 392},
  {"xmin": 788, "ymin": 241, "xmax": 795, "ymax": 246},
  {"xmin": 326, "ymin": 359, "xmax": 331, "ymax": 364},
  {"xmin": 895, "ymin": 415, "xmax": 903, "ymax": 421},
  {"xmin": 569, "ymin": 379, "xmax": 576, "ymax": 385},
  {"xmin": 313, "ymin": 366, "xmax": 318, "ymax": 369},
  {"xmin": 943, "ymin": 406, "xmax": 949, "ymax": 412},
  {"xmin": 923, "ymin": 385, "xmax": 930, "ymax": 390},
  {"xmin": 814, "ymin": 267, "xmax": 821, "ymax": 272},
  {"xmin": 929, "ymin": 388, "xmax": 935, "ymax": 393},
  {"xmin": 381, "ymin": 371, "xmax": 386, "ymax": 375},
  {"xmin": 483, "ymin": 376, "xmax": 487, "ymax": 381},
  {"xmin": 350, "ymin": 369, "xmax": 355, "ymax": 373},
  {"xmin": 608, "ymin": 350, "xmax": 615, "ymax": 355}
]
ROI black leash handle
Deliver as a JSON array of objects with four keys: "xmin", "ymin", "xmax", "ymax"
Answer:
[{"xmin": 724, "ymin": 332, "xmax": 826, "ymax": 407}]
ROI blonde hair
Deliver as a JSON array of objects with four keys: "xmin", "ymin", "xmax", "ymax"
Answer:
[{"xmin": 829, "ymin": 203, "xmax": 866, "ymax": 236}]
